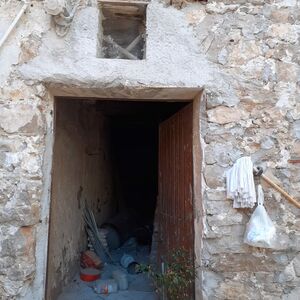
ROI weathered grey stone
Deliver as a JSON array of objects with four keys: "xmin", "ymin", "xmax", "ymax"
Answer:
[
  {"xmin": 206, "ymin": 2, "xmax": 239, "ymax": 14},
  {"xmin": 205, "ymin": 142, "xmax": 243, "ymax": 167},
  {"xmin": 240, "ymin": 14, "xmax": 267, "ymax": 39},
  {"xmin": 292, "ymin": 141, "xmax": 300, "ymax": 156},
  {"xmin": 204, "ymin": 165, "xmax": 226, "ymax": 188},
  {"xmin": 260, "ymin": 136, "xmax": 275, "ymax": 150},
  {"xmin": 262, "ymin": 62, "xmax": 277, "ymax": 84},
  {"xmin": 0, "ymin": 178, "xmax": 41, "ymax": 222},
  {"xmin": 292, "ymin": 254, "xmax": 300, "ymax": 277},
  {"xmin": 0, "ymin": 151, "xmax": 22, "ymax": 171},
  {"xmin": 263, "ymin": 5, "xmax": 296, "ymax": 24},
  {"xmin": 205, "ymin": 235, "xmax": 249, "ymax": 255},
  {"xmin": 0, "ymin": 138, "xmax": 26, "ymax": 153},
  {"xmin": 210, "ymin": 253, "xmax": 280, "ymax": 273},
  {"xmin": 202, "ymin": 271, "xmax": 223, "ymax": 299},
  {"xmin": 217, "ymin": 48, "xmax": 228, "ymax": 65},
  {"xmin": 206, "ymin": 224, "xmax": 245, "ymax": 238},
  {"xmin": 207, "ymin": 106, "xmax": 242, "ymax": 124},
  {"xmin": 206, "ymin": 189, "xmax": 226, "ymax": 201},
  {"xmin": 290, "ymin": 105, "xmax": 300, "ymax": 120},
  {"xmin": 206, "ymin": 88, "xmax": 240, "ymax": 108},
  {"xmin": 292, "ymin": 120, "xmax": 300, "ymax": 139},
  {"xmin": 227, "ymin": 40, "xmax": 262, "ymax": 66},
  {"xmin": 276, "ymin": 62, "xmax": 299, "ymax": 83},
  {"xmin": 266, "ymin": 24, "xmax": 298, "ymax": 44},
  {"xmin": 215, "ymin": 278, "xmax": 263, "ymax": 300},
  {"xmin": 238, "ymin": 4, "xmax": 264, "ymax": 15},
  {"xmin": 283, "ymin": 287, "xmax": 300, "ymax": 300},
  {"xmin": 21, "ymin": 154, "xmax": 42, "ymax": 177},
  {"xmin": 207, "ymin": 210, "xmax": 246, "ymax": 227},
  {"xmin": 0, "ymin": 103, "xmax": 42, "ymax": 134},
  {"xmin": 18, "ymin": 33, "xmax": 42, "ymax": 64},
  {"xmin": 278, "ymin": 262, "xmax": 297, "ymax": 283},
  {"xmin": 239, "ymin": 57, "xmax": 270, "ymax": 83},
  {"xmin": 206, "ymin": 200, "xmax": 232, "ymax": 215},
  {"xmin": 275, "ymin": 82, "xmax": 297, "ymax": 109},
  {"xmin": 0, "ymin": 201, "xmax": 40, "ymax": 227}
]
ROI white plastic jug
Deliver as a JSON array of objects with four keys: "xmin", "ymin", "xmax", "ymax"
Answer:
[{"xmin": 94, "ymin": 279, "xmax": 118, "ymax": 294}]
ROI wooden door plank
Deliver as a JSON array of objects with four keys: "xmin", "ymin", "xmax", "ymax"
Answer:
[{"xmin": 157, "ymin": 103, "xmax": 194, "ymax": 297}]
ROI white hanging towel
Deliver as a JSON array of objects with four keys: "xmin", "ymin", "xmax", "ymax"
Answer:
[{"xmin": 226, "ymin": 156, "xmax": 256, "ymax": 208}]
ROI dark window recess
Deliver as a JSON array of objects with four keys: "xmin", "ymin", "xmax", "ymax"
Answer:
[{"xmin": 99, "ymin": 0, "xmax": 147, "ymax": 60}]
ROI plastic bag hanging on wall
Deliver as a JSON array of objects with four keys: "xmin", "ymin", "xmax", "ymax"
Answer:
[{"xmin": 244, "ymin": 185, "xmax": 277, "ymax": 249}]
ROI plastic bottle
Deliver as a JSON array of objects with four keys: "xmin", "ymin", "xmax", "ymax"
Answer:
[
  {"xmin": 112, "ymin": 270, "xmax": 128, "ymax": 290},
  {"xmin": 120, "ymin": 254, "xmax": 140, "ymax": 274},
  {"xmin": 94, "ymin": 279, "xmax": 118, "ymax": 294}
]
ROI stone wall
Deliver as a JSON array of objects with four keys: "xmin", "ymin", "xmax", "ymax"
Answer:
[
  {"xmin": 0, "ymin": 0, "xmax": 299, "ymax": 299},
  {"xmin": 187, "ymin": 2, "xmax": 300, "ymax": 299}
]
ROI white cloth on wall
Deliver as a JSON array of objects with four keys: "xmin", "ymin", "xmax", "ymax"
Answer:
[{"xmin": 226, "ymin": 156, "xmax": 256, "ymax": 208}]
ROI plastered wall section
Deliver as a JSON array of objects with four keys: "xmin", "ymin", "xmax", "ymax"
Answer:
[
  {"xmin": 46, "ymin": 100, "xmax": 114, "ymax": 300},
  {"xmin": 0, "ymin": 0, "xmax": 300, "ymax": 299}
]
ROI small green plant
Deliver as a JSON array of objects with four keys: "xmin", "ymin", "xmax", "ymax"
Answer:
[{"xmin": 139, "ymin": 248, "xmax": 197, "ymax": 300}]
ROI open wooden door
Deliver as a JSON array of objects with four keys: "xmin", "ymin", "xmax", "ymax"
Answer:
[{"xmin": 157, "ymin": 103, "xmax": 194, "ymax": 297}]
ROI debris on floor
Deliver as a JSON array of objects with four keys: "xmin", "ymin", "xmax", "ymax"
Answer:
[
  {"xmin": 80, "ymin": 250, "xmax": 103, "ymax": 270},
  {"xmin": 58, "ymin": 204, "xmax": 158, "ymax": 299},
  {"xmin": 58, "ymin": 243, "xmax": 158, "ymax": 300},
  {"xmin": 112, "ymin": 270, "xmax": 128, "ymax": 290},
  {"xmin": 80, "ymin": 267, "xmax": 101, "ymax": 282},
  {"xmin": 94, "ymin": 279, "xmax": 118, "ymax": 294}
]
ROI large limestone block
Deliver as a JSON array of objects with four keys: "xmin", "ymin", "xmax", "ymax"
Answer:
[
  {"xmin": 292, "ymin": 120, "xmax": 300, "ymax": 139},
  {"xmin": 292, "ymin": 254, "xmax": 300, "ymax": 277},
  {"xmin": 207, "ymin": 106, "xmax": 242, "ymax": 124},
  {"xmin": 204, "ymin": 164, "xmax": 225, "ymax": 188},
  {"xmin": 266, "ymin": 24, "xmax": 298, "ymax": 44},
  {"xmin": 227, "ymin": 40, "xmax": 262, "ymax": 66},
  {"xmin": 204, "ymin": 235, "xmax": 249, "ymax": 255},
  {"xmin": 0, "ymin": 225, "xmax": 36, "ymax": 297},
  {"xmin": 205, "ymin": 142, "xmax": 243, "ymax": 167},
  {"xmin": 0, "ymin": 179, "xmax": 41, "ymax": 226},
  {"xmin": 210, "ymin": 253, "xmax": 279, "ymax": 273},
  {"xmin": 0, "ymin": 103, "xmax": 42, "ymax": 134},
  {"xmin": 283, "ymin": 287, "xmax": 300, "ymax": 300}
]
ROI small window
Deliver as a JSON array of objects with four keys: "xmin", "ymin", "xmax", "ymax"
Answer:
[{"xmin": 99, "ymin": 0, "xmax": 148, "ymax": 60}]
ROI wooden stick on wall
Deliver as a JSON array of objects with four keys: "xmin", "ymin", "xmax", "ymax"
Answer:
[{"xmin": 254, "ymin": 167, "xmax": 300, "ymax": 209}]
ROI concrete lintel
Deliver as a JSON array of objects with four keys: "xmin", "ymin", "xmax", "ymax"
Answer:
[{"xmin": 48, "ymin": 84, "xmax": 203, "ymax": 100}]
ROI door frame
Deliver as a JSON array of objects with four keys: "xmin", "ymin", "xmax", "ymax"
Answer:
[
  {"xmin": 42, "ymin": 86, "xmax": 204, "ymax": 300},
  {"xmin": 192, "ymin": 92, "xmax": 203, "ymax": 300}
]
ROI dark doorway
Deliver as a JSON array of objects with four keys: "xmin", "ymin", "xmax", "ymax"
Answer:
[{"xmin": 46, "ymin": 98, "xmax": 194, "ymax": 300}]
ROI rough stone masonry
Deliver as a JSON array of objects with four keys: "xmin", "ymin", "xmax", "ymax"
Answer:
[{"xmin": 0, "ymin": 0, "xmax": 300, "ymax": 299}]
